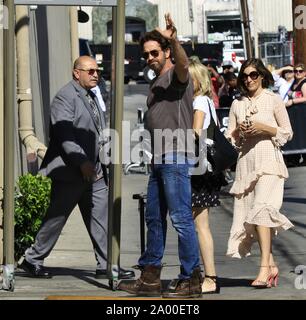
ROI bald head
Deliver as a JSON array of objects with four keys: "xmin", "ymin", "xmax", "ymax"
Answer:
[
  {"xmin": 73, "ymin": 56, "xmax": 99, "ymax": 90},
  {"xmin": 73, "ymin": 56, "xmax": 96, "ymax": 70}
]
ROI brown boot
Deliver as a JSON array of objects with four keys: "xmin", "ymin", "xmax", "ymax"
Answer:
[
  {"xmin": 118, "ymin": 265, "xmax": 162, "ymax": 296},
  {"xmin": 162, "ymin": 267, "xmax": 203, "ymax": 299}
]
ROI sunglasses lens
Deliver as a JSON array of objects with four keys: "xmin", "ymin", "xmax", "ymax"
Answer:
[
  {"xmin": 241, "ymin": 74, "xmax": 247, "ymax": 81},
  {"xmin": 294, "ymin": 69, "xmax": 304, "ymax": 74},
  {"xmin": 143, "ymin": 50, "xmax": 160, "ymax": 59},
  {"xmin": 88, "ymin": 69, "xmax": 100, "ymax": 76},
  {"xmin": 242, "ymin": 71, "xmax": 259, "ymax": 81},
  {"xmin": 151, "ymin": 50, "xmax": 159, "ymax": 57},
  {"xmin": 249, "ymin": 71, "xmax": 259, "ymax": 80}
]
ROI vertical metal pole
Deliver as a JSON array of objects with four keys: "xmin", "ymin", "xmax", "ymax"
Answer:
[
  {"xmin": 240, "ymin": 0, "xmax": 253, "ymax": 59},
  {"xmin": 191, "ymin": 21, "xmax": 194, "ymax": 51},
  {"xmin": 69, "ymin": 6, "xmax": 79, "ymax": 66},
  {"xmin": 292, "ymin": 0, "xmax": 306, "ymax": 64},
  {"xmin": 188, "ymin": 0, "xmax": 195, "ymax": 50},
  {"xmin": 139, "ymin": 198, "xmax": 145, "ymax": 255},
  {"xmin": 107, "ymin": 0, "xmax": 125, "ymax": 287},
  {"xmin": 0, "ymin": 0, "xmax": 5, "ymax": 266},
  {"xmin": 2, "ymin": 0, "xmax": 15, "ymax": 291}
]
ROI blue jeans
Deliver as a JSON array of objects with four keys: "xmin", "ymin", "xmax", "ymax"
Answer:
[{"xmin": 138, "ymin": 153, "xmax": 200, "ymax": 279}]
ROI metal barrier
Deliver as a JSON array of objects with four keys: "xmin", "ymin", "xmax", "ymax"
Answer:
[
  {"xmin": 258, "ymin": 41, "xmax": 293, "ymax": 68},
  {"xmin": 124, "ymin": 107, "xmax": 151, "ymax": 175},
  {"xmin": 132, "ymin": 193, "xmax": 146, "ymax": 254},
  {"xmin": 216, "ymin": 105, "xmax": 306, "ymax": 155}
]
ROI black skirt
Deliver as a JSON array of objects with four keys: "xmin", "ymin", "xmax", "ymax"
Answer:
[{"xmin": 191, "ymin": 171, "xmax": 227, "ymax": 208}]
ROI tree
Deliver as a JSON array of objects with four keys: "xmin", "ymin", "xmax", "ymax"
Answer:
[{"xmin": 292, "ymin": 0, "xmax": 306, "ymax": 64}]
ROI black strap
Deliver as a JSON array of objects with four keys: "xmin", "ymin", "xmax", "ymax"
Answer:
[{"xmin": 206, "ymin": 100, "xmax": 217, "ymax": 140}]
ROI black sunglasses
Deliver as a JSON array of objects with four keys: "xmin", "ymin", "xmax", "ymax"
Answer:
[
  {"xmin": 77, "ymin": 68, "xmax": 101, "ymax": 76},
  {"xmin": 241, "ymin": 71, "xmax": 260, "ymax": 81},
  {"xmin": 142, "ymin": 50, "xmax": 161, "ymax": 60},
  {"xmin": 294, "ymin": 69, "xmax": 305, "ymax": 74},
  {"xmin": 283, "ymin": 69, "xmax": 294, "ymax": 74}
]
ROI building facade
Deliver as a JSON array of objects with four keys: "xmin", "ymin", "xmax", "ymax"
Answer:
[
  {"xmin": 77, "ymin": 0, "xmax": 294, "ymax": 63},
  {"xmin": 148, "ymin": 0, "xmax": 293, "ymax": 43}
]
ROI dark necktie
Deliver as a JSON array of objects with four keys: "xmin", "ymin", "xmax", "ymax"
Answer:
[{"xmin": 87, "ymin": 91, "xmax": 102, "ymax": 131}]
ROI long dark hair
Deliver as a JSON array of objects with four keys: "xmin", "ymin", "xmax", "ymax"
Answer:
[
  {"xmin": 237, "ymin": 58, "xmax": 274, "ymax": 96},
  {"xmin": 140, "ymin": 30, "xmax": 171, "ymax": 52}
]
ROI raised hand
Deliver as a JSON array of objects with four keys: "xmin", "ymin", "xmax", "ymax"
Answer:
[{"xmin": 156, "ymin": 13, "xmax": 177, "ymax": 41}]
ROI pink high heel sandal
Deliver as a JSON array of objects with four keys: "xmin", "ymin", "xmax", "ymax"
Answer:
[{"xmin": 251, "ymin": 266, "xmax": 273, "ymax": 289}]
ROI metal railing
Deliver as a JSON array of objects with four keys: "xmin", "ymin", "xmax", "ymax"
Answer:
[{"xmin": 259, "ymin": 41, "xmax": 293, "ymax": 68}]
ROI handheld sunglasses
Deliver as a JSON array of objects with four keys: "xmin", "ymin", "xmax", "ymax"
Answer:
[
  {"xmin": 241, "ymin": 71, "xmax": 260, "ymax": 82},
  {"xmin": 142, "ymin": 49, "xmax": 161, "ymax": 60},
  {"xmin": 294, "ymin": 69, "xmax": 305, "ymax": 74}
]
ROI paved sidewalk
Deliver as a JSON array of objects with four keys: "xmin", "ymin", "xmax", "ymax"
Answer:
[{"xmin": 1, "ymin": 168, "xmax": 306, "ymax": 300}]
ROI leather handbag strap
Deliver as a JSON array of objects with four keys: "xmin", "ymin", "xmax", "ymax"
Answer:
[{"xmin": 206, "ymin": 99, "xmax": 217, "ymax": 140}]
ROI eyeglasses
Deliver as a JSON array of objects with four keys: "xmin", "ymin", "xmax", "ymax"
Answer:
[
  {"xmin": 142, "ymin": 50, "xmax": 161, "ymax": 60},
  {"xmin": 294, "ymin": 69, "xmax": 305, "ymax": 74},
  {"xmin": 283, "ymin": 70, "xmax": 294, "ymax": 74},
  {"xmin": 77, "ymin": 68, "xmax": 101, "ymax": 76},
  {"xmin": 241, "ymin": 71, "xmax": 260, "ymax": 82}
]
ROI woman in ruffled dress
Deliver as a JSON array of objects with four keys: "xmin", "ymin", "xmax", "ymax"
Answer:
[{"xmin": 226, "ymin": 58, "xmax": 294, "ymax": 288}]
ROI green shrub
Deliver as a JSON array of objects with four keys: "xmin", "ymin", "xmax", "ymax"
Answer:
[{"xmin": 14, "ymin": 174, "xmax": 51, "ymax": 261}]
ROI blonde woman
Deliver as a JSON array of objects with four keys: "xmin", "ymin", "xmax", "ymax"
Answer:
[{"xmin": 188, "ymin": 59, "xmax": 225, "ymax": 294}]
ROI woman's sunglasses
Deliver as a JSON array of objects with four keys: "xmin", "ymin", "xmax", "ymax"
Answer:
[
  {"xmin": 294, "ymin": 69, "xmax": 305, "ymax": 74},
  {"xmin": 142, "ymin": 50, "xmax": 161, "ymax": 60},
  {"xmin": 241, "ymin": 71, "xmax": 260, "ymax": 82},
  {"xmin": 283, "ymin": 70, "xmax": 294, "ymax": 74}
]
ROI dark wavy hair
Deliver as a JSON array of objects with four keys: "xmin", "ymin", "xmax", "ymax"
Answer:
[
  {"xmin": 237, "ymin": 58, "xmax": 274, "ymax": 96},
  {"xmin": 140, "ymin": 30, "xmax": 171, "ymax": 52}
]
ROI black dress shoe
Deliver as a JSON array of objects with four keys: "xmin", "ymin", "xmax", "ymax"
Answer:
[
  {"xmin": 95, "ymin": 267, "xmax": 135, "ymax": 279},
  {"xmin": 19, "ymin": 259, "xmax": 52, "ymax": 279}
]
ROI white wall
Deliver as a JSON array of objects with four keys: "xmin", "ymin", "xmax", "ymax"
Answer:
[
  {"xmin": 78, "ymin": 6, "xmax": 93, "ymax": 41},
  {"xmin": 148, "ymin": 0, "xmax": 200, "ymax": 39},
  {"xmin": 149, "ymin": 0, "xmax": 293, "ymax": 43},
  {"xmin": 79, "ymin": 0, "xmax": 293, "ymax": 43},
  {"xmin": 252, "ymin": 0, "xmax": 292, "ymax": 33}
]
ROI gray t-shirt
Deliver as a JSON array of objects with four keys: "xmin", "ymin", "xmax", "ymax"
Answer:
[{"xmin": 145, "ymin": 67, "xmax": 194, "ymax": 158}]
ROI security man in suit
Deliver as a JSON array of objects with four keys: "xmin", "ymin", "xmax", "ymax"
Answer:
[{"xmin": 19, "ymin": 56, "xmax": 134, "ymax": 280}]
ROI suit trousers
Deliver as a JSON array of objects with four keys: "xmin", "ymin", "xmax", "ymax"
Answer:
[{"xmin": 25, "ymin": 177, "xmax": 108, "ymax": 270}]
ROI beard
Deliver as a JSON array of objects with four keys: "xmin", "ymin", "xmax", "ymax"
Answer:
[{"xmin": 149, "ymin": 56, "xmax": 166, "ymax": 76}]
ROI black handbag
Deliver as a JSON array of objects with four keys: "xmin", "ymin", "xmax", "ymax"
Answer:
[{"xmin": 206, "ymin": 102, "xmax": 238, "ymax": 172}]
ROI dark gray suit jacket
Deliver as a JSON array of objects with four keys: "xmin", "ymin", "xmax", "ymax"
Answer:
[{"xmin": 40, "ymin": 80, "xmax": 107, "ymax": 183}]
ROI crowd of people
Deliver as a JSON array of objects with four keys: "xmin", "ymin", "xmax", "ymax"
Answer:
[{"xmin": 18, "ymin": 12, "xmax": 304, "ymax": 299}]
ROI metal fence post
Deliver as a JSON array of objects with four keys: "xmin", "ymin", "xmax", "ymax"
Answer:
[
  {"xmin": 107, "ymin": 0, "xmax": 125, "ymax": 290},
  {"xmin": 2, "ymin": 0, "xmax": 16, "ymax": 292}
]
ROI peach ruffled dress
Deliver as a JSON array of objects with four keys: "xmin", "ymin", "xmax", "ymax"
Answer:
[{"xmin": 226, "ymin": 89, "xmax": 294, "ymax": 258}]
